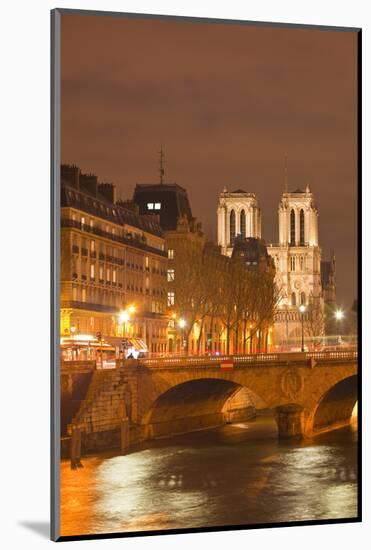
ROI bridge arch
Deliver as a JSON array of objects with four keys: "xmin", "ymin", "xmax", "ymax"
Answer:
[
  {"xmin": 308, "ymin": 375, "xmax": 358, "ymax": 435},
  {"xmin": 142, "ymin": 378, "xmax": 273, "ymax": 439}
]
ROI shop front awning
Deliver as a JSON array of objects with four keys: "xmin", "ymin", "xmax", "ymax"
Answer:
[{"xmin": 119, "ymin": 337, "xmax": 148, "ymax": 352}]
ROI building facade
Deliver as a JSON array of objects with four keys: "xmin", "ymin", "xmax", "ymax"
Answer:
[{"xmin": 60, "ymin": 165, "xmax": 168, "ymax": 355}]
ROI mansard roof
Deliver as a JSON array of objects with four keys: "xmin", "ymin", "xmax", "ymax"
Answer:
[
  {"xmin": 133, "ymin": 182, "xmax": 193, "ymax": 231},
  {"xmin": 61, "ymin": 180, "xmax": 164, "ymax": 238}
]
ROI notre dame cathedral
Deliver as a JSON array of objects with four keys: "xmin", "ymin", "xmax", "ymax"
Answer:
[{"xmin": 217, "ymin": 185, "xmax": 335, "ymax": 346}]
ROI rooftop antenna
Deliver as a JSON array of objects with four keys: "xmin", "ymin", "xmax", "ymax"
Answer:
[
  {"xmin": 284, "ymin": 154, "xmax": 288, "ymax": 194},
  {"xmin": 159, "ymin": 146, "xmax": 165, "ymax": 184}
]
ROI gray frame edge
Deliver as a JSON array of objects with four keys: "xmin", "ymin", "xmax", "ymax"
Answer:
[
  {"xmin": 54, "ymin": 7, "xmax": 361, "ymax": 33},
  {"xmin": 51, "ymin": 8, "xmax": 61, "ymax": 542}
]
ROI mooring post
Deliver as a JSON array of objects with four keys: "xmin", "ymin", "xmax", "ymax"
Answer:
[
  {"xmin": 70, "ymin": 424, "xmax": 78, "ymax": 469},
  {"xmin": 70, "ymin": 424, "xmax": 83, "ymax": 469},
  {"xmin": 121, "ymin": 417, "xmax": 130, "ymax": 454}
]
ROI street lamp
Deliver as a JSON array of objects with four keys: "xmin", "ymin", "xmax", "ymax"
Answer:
[
  {"xmin": 299, "ymin": 304, "xmax": 306, "ymax": 352},
  {"xmin": 119, "ymin": 309, "xmax": 131, "ymax": 342},
  {"xmin": 178, "ymin": 318, "xmax": 186, "ymax": 353},
  {"xmin": 334, "ymin": 309, "xmax": 345, "ymax": 347},
  {"xmin": 334, "ymin": 309, "xmax": 344, "ymax": 321},
  {"xmin": 119, "ymin": 310, "xmax": 130, "ymax": 323}
]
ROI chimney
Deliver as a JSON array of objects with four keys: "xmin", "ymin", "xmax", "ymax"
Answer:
[
  {"xmin": 79, "ymin": 173, "xmax": 98, "ymax": 197},
  {"xmin": 98, "ymin": 183, "xmax": 116, "ymax": 204},
  {"xmin": 61, "ymin": 164, "xmax": 80, "ymax": 189}
]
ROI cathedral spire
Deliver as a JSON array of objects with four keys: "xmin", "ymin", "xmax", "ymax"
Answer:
[
  {"xmin": 159, "ymin": 146, "xmax": 165, "ymax": 184},
  {"xmin": 284, "ymin": 154, "xmax": 288, "ymax": 194}
]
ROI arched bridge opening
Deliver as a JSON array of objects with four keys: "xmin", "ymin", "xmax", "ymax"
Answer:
[
  {"xmin": 143, "ymin": 378, "xmax": 277, "ymax": 440},
  {"xmin": 311, "ymin": 375, "xmax": 358, "ymax": 435}
]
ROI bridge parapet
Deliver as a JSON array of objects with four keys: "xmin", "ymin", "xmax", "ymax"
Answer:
[{"xmin": 138, "ymin": 350, "xmax": 357, "ymax": 370}]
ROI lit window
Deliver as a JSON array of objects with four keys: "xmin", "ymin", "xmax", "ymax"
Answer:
[
  {"xmin": 154, "ymin": 203, "xmax": 161, "ymax": 210},
  {"xmin": 82, "ymin": 288, "xmax": 87, "ymax": 302},
  {"xmin": 72, "ymin": 285, "xmax": 77, "ymax": 301},
  {"xmin": 90, "ymin": 240, "xmax": 95, "ymax": 252},
  {"xmin": 90, "ymin": 219, "xmax": 94, "ymax": 228},
  {"xmin": 167, "ymin": 269, "xmax": 175, "ymax": 282},
  {"xmin": 145, "ymin": 256, "xmax": 149, "ymax": 268},
  {"xmin": 167, "ymin": 292, "xmax": 175, "ymax": 306},
  {"xmin": 90, "ymin": 264, "xmax": 95, "ymax": 278},
  {"xmin": 113, "ymin": 269, "xmax": 116, "ymax": 283},
  {"xmin": 147, "ymin": 203, "xmax": 154, "ymax": 210},
  {"xmin": 99, "ymin": 265, "xmax": 103, "ymax": 280},
  {"xmin": 168, "ymin": 249, "xmax": 174, "ymax": 259},
  {"xmin": 81, "ymin": 216, "xmax": 85, "ymax": 227},
  {"xmin": 106, "ymin": 268, "xmax": 110, "ymax": 282}
]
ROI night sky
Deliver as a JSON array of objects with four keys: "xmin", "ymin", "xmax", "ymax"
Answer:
[{"xmin": 61, "ymin": 13, "xmax": 358, "ymax": 307}]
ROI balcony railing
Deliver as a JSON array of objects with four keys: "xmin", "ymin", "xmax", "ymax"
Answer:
[
  {"xmin": 61, "ymin": 218, "xmax": 167, "ymax": 258},
  {"xmin": 60, "ymin": 300, "xmax": 119, "ymax": 313}
]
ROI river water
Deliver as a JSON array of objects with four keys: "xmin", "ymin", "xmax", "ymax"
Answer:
[{"xmin": 60, "ymin": 418, "xmax": 358, "ymax": 537}]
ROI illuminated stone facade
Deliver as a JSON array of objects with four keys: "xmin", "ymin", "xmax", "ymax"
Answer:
[
  {"xmin": 60, "ymin": 165, "xmax": 168, "ymax": 354},
  {"xmin": 269, "ymin": 186, "xmax": 324, "ymax": 344},
  {"xmin": 217, "ymin": 185, "xmax": 327, "ymax": 346},
  {"xmin": 217, "ymin": 188, "xmax": 262, "ymax": 256}
]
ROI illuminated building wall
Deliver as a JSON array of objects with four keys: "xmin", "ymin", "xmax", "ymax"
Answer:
[{"xmin": 60, "ymin": 165, "xmax": 168, "ymax": 354}]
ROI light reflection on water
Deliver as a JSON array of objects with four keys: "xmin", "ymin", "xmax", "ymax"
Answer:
[{"xmin": 60, "ymin": 419, "xmax": 358, "ymax": 537}]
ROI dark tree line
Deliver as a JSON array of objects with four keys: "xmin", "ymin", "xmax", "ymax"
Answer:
[{"xmin": 168, "ymin": 239, "xmax": 280, "ymax": 354}]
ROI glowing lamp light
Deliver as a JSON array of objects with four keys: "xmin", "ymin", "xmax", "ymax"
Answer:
[
  {"xmin": 128, "ymin": 305, "xmax": 136, "ymax": 314},
  {"xmin": 178, "ymin": 318, "xmax": 186, "ymax": 329},
  {"xmin": 335, "ymin": 309, "xmax": 344, "ymax": 321},
  {"xmin": 119, "ymin": 310, "xmax": 130, "ymax": 323},
  {"xmin": 299, "ymin": 304, "xmax": 306, "ymax": 314}
]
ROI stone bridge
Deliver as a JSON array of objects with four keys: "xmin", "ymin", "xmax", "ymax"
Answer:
[{"xmin": 61, "ymin": 350, "xmax": 358, "ymax": 455}]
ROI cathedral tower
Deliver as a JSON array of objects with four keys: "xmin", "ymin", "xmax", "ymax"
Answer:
[
  {"xmin": 269, "ymin": 185, "xmax": 324, "ymax": 345},
  {"xmin": 217, "ymin": 188, "xmax": 261, "ymax": 256}
]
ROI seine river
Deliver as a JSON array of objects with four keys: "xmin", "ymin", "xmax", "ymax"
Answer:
[{"xmin": 60, "ymin": 418, "xmax": 358, "ymax": 537}]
